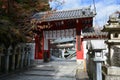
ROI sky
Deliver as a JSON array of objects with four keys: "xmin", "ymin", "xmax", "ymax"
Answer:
[{"xmin": 49, "ymin": 0, "xmax": 120, "ymax": 27}]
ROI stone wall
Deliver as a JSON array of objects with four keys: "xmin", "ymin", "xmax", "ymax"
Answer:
[{"xmin": 102, "ymin": 66, "xmax": 120, "ymax": 80}]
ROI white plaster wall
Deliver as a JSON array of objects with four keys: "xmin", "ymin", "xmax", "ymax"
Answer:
[{"xmin": 83, "ymin": 41, "xmax": 88, "ymax": 59}]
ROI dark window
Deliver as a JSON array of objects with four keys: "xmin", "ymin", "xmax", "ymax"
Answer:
[{"xmin": 114, "ymin": 33, "xmax": 119, "ymax": 38}]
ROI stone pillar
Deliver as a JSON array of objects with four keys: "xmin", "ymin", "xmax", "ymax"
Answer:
[
  {"xmin": 5, "ymin": 54, "xmax": 9, "ymax": 73},
  {"xmin": 96, "ymin": 62, "xmax": 102, "ymax": 80},
  {"xmin": 11, "ymin": 54, "xmax": 15, "ymax": 71},
  {"xmin": 21, "ymin": 52, "xmax": 24, "ymax": 68},
  {"xmin": 30, "ymin": 43, "xmax": 35, "ymax": 65},
  {"xmin": 24, "ymin": 52, "xmax": 28, "ymax": 67},
  {"xmin": 16, "ymin": 54, "xmax": 21, "ymax": 69},
  {"xmin": 21, "ymin": 45, "xmax": 25, "ymax": 68},
  {"xmin": 28, "ymin": 52, "xmax": 30, "ymax": 66}
]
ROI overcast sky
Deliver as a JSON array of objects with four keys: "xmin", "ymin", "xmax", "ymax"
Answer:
[{"xmin": 49, "ymin": 0, "xmax": 120, "ymax": 27}]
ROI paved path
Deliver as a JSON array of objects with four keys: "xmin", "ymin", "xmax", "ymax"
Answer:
[{"xmin": 1, "ymin": 60, "xmax": 89, "ymax": 80}]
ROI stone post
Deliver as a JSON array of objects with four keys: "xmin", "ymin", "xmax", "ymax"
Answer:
[
  {"xmin": 21, "ymin": 46, "xmax": 25, "ymax": 68},
  {"xmin": 21, "ymin": 44, "xmax": 26, "ymax": 68},
  {"xmin": 96, "ymin": 61, "xmax": 102, "ymax": 80},
  {"xmin": 16, "ymin": 46, "xmax": 21, "ymax": 69},
  {"xmin": 16, "ymin": 54, "xmax": 20, "ymax": 69},
  {"xmin": 11, "ymin": 54, "xmax": 15, "ymax": 71},
  {"xmin": 5, "ymin": 54, "xmax": 9, "ymax": 73},
  {"xmin": 30, "ymin": 43, "xmax": 35, "ymax": 65},
  {"xmin": 28, "ymin": 52, "xmax": 30, "ymax": 66},
  {"xmin": 21, "ymin": 53, "xmax": 24, "ymax": 68},
  {"xmin": 24, "ymin": 52, "xmax": 27, "ymax": 67}
]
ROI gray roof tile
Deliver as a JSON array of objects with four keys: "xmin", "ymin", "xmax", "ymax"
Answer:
[{"xmin": 32, "ymin": 7, "xmax": 95, "ymax": 22}]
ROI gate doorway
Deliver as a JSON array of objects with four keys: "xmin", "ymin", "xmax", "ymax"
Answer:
[{"xmin": 50, "ymin": 37, "xmax": 76, "ymax": 61}]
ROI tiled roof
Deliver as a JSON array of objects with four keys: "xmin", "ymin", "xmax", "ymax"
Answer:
[
  {"xmin": 32, "ymin": 7, "xmax": 95, "ymax": 22},
  {"xmin": 82, "ymin": 31, "xmax": 108, "ymax": 38}
]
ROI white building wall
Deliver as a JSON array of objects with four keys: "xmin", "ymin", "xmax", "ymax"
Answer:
[{"xmin": 83, "ymin": 41, "xmax": 88, "ymax": 59}]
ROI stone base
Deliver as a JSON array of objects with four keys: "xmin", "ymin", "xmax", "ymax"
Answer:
[
  {"xmin": 76, "ymin": 59, "xmax": 86, "ymax": 71},
  {"xmin": 102, "ymin": 66, "xmax": 120, "ymax": 80},
  {"xmin": 105, "ymin": 75, "xmax": 120, "ymax": 80}
]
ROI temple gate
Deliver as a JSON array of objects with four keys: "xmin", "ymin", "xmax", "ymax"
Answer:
[{"xmin": 32, "ymin": 7, "xmax": 95, "ymax": 65}]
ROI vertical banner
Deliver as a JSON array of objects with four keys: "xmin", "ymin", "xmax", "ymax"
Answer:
[
  {"xmin": 59, "ymin": 30, "xmax": 62, "ymax": 38},
  {"xmin": 68, "ymin": 29, "xmax": 70, "ymax": 38},
  {"xmin": 65, "ymin": 29, "xmax": 69, "ymax": 38},
  {"xmin": 73, "ymin": 28, "xmax": 76, "ymax": 37},
  {"xmin": 44, "ymin": 39, "xmax": 48, "ymax": 50},
  {"xmin": 48, "ymin": 31, "xmax": 50, "ymax": 39},
  {"xmin": 64, "ymin": 30, "xmax": 66, "ymax": 38},
  {"xmin": 49, "ymin": 31, "xmax": 52, "ymax": 39},
  {"xmin": 61, "ymin": 30, "xmax": 64, "ymax": 38},
  {"xmin": 45, "ymin": 31, "xmax": 48, "ymax": 39},
  {"xmin": 43, "ymin": 31, "xmax": 46, "ymax": 39},
  {"xmin": 53, "ymin": 30, "xmax": 56, "ymax": 39},
  {"xmin": 69, "ymin": 29, "xmax": 73, "ymax": 38},
  {"xmin": 57, "ymin": 30, "xmax": 60, "ymax": 38},
  {"xmin": 71, "ymin": 29, "xmax": 74, "ymax": 37},
  {"xmin": 52, "ymin": 31, "xmax": 53, "ymax": 39}
]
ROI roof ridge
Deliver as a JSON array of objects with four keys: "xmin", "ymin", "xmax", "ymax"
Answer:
[{"xmin": 38, "ymin": 6, "xmax": 91, "ymax": 14}]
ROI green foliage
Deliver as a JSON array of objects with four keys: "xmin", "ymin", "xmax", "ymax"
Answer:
[
  {"xmin": 0, "ymin": 25, "xmax": 26, "ymax": 48},
  {"xmin": 0, "ymin": 0, "xmax": 50, "ymax": 49}
]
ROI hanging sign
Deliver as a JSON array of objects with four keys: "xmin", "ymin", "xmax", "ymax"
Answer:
[{"xmin": 73, "ymin": 28, "xmax": 76, "ymax": 37}]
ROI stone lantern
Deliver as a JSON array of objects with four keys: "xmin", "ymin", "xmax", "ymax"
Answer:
[
  {"xmin": 87, "ymin": 40, "xmax": 106, "ymax": 80},
  {"xmin": 102, "ymin": 12, "xmax": 120, "ymax": 66},
  {"xmin": 102, "ymin": 12, "xmax": 120, "ymax": 80}
]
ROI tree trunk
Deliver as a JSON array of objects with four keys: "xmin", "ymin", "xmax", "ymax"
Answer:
[{"xmin": 7, "ymin": 0, "xmax": 14, "ymax": 16}]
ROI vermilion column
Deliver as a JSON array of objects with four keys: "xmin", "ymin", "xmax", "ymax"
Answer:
[
  {"xmin": 76, "ymin": 29, "xmax": 85, "ymax": 70},
  {"xmin": 35, "ymin": 33, "xmax": 43, "ymax": 59},
  {"xmin": 76, "ymin": 20, "xmax": 84, "ymax": 60},
  {"xmin": 76, "ymin": 35, "xmax": 84, "ymax": 59}
]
